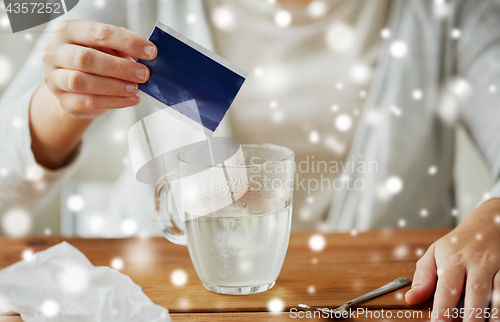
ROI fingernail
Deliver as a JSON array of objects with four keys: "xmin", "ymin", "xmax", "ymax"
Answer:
[
  {"xmin": 126, "ymin": 84, "xmax": 137, "ymax": 94},
  {"xmin": 136, "ymin": 68, "xmax": 148, "ymax": 81},
  {"xmin": 143, "ymin": 45, "xmax": 156, "ymax": 58},
  {"xmin": 130, "ymin": 96, "xmax": 139, "ymax": 104}
]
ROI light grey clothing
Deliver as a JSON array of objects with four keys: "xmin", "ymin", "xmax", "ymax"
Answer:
[{"xmin": 0, "ymin": 0, "xmax": 499, "ymax": 235}]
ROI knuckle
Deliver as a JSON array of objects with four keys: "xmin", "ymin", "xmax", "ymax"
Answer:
[
  {"xmin": 439, "ymin": 281, "xmax": 458, "ymax": 293},
  {"xmin": 40, "ymin": 48, "xmax": 51, "ymax": 63},
  {"xmin": 477, "ymin": 251, "xmax": 498, "ymax": 267},
  {"xmin": 449, "ymin": 252, "xmax": 464, "ymax": 265},
  {"xmin": 68, "ymin": 72, "xmax": 84, "ymax": 92},
  {"xmin": 112, "ymin": 61, "xmax": 124, "ymax": 76},
  {"xmin": 56, "ymin": 20, "xmax": 71, "ymax": 35},
  {"xmin": 74, "ymin": 48, "xmax": 92, "ymax": 70},
  {"xmin": 469, "ymin": 280, "xmax": 489, "ymax": 294},
  {"xmin": 121, "ymin": 35, "xmax": 133, "ymax": 50},
  {"xmin": 58, "ymin": 93, "xmax": 75, "ymax": 114},
  {"xmin": 84, "ymin": 95, "xmax": 96, "ymax": 110},
  {"xmin": 42, "ymin": 72, "xmax": 50, "ymax": 85},
  {"xmin": 90, "ymin": 24, "xmax": 112, "ymax": 43}
]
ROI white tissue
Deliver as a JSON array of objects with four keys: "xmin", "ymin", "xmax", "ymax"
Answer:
[{"xmin": 0, "ymin": 242, "xmax": 171, "ymax": 322}]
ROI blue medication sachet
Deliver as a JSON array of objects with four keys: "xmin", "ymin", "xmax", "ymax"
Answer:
[{"xmin": 137, "ymin": 22, "xmax": 247, "ymax": 133}]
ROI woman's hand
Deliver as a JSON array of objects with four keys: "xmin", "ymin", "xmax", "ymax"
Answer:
[
  {"xmin": 405, "ymin": 199, "xmax": 500, "ymax": 322},
  {"xmin": 41, "ymin": 20, "xmax": 157, "ymax": 118},
  {"xmin": 30, "ymin": 20, "xmax": 157, "ymax": 169}
]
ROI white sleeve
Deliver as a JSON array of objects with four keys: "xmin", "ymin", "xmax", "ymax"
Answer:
[
  {"xmin": 0, "ymin": 1, "xmax": 126, "ymax": 213},
  {"xmin": 457, "ymin": 0, "xmax": 500, "ymax": 205}
]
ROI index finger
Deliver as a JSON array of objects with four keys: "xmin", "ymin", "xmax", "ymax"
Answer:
[{"xmin": 56, "ymin": 20, "xmax": 157, "ymax": 61}]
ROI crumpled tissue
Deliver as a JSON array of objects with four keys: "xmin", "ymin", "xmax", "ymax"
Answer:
[{"xmin": 0, "ymin": 242, "xmax": 171, "ymax": 322}]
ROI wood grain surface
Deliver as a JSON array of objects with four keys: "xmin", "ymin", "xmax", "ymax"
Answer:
[{"xmin": 0, "ymin": 228, "xmax": 451, "ymax": 320}]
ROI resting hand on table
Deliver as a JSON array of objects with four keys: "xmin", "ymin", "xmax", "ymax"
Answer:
[
  {"xmin": 30, "ymin": 20, "xmax": 157, "ymax": 169},
  {"xmin": 405, "ymin": 199, "xmax": 500, "ymax": 322}
]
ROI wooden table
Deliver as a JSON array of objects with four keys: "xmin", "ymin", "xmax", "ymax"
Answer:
[{"xmin": 0, "ymin": 229, "xmax": 451, "ymax": 321}]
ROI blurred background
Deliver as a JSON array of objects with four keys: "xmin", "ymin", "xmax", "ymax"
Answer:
[{"xmin": 0, "ymin": 1, "xmax": 494, "ymax": 236}]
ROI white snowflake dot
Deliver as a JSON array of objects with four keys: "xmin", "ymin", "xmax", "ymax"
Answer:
[
  {"xmin": 309, "ymin": 234, "xmax": 326, "ymax": 252},
  {"xmin": 272, "ymin": 110, "xmax": 284, "ymax": 123},
  {"xmin": 325, "ymin": 23, "xmax": 354, "ymax": 53},
  {"xmin": 60, "ymin": 265, "xmax": 89, "ymax": 294},
  {"xmin": 254, "ymin": 66, "xmax": 264, "ymax": 77},
  {"xmin": 386, "ymin": 176, "xmax": 403, "ymax": 194},
  {"xmin": 309, "ymin": 131, "xmax": 320, "ymax": 144},
  {"xmin": 451, "ymin": 28, "xmax": 461, "ymax": 39},
  {"xmin": 171, "ymin": 269, "xmax": 188, "ymax": 287},
  {"xmin": 67, "ymin": 195, "xmax": 84, "ymax": 212},
  {"xmin": 307, "ymin": 1, "xmax": 327, "ymax": 18},
  {"xmin": 308, "ymin": 285, "xmax": 316, "ymax": 294},
  {"xmin": 495, "ymin": 215, "xmax": 500, "ymax": 224},
  {"xmin": 335, "ymin": 114, "xmax": 352, "ymax": 132},
  {"xmin": 350, "ymin": 63, "xmax": 371, "ymax": 84},
  {"xmin": 11, "ymin": 117, "xmax": 22, "ymax": 129},
  {"xmin": 212, "ymin": 7, "xmax": 235, "ymax": 31},
  {"xmin": 416, "ymin": 248, "xmax": 425, "ymax": 256},
  {"xmin": 489, "ymin": 84, "xmax": 497, "ymax": 93},
  {"xmin": 121, "ymin": 218, "xmax": 138, "ymax": 236},
  {"xmin": 350, "ymin": 229, "xmax": 358, "ymax": 237},
  {"xmin": 451, "ymin": 208, "xmax": 459, "ymax": 216},
  {"xmin": 186, "ymin": 13, "xmax": 197, "ymax": 24},
  {"xmin": 0, "ymin": 16, "xmax": 9, "ymax": 28},
  {"xmin": 412, "ymin": 89, "xmax": 423, "ymax": 100},
  {"xmin": 111, "ymin": 258, "xmax": 124, "ymax": 270},
  {"xmin": 394, "ymin": 244, "xmax": 408, "ymax": 258},
  {"xmin": 269, "ymin": 100, "xmax": 278, "ymax": 109},
  {"xmin": 390, "ymin": 41, "xmax": 407, "ymax": 58},
  {"xmin": 274, "ymin": 10, "xmax": 292, "ymax": 28},
  {"xmin": 2, "ymin": 208, "xmax": 31, "ymax": 237},
  {"xmin": 450, "ymin": 236, "xmax": 458, "ymax": 243},
  {"xmin": 420, "ymin": 209, "xmax": 428, "ymax": 217},
  {"xmin": 112, "ymin": 129, "xmax": 125, "ymax": 142},
  {"xmin": 428, "ymin": 165, "xmax": 438, "ymax": 175},
  {"xmin": 26, "ymin": 164, "xmax": 44, "ymax": 181},
  {"xmin": 380, "ymin": 28, "xmax": 391, "ymax": 39},
  {"xmin": 398, "ymin": 219, "xmax": 406, "ymax": 228},
  {"xmin": 331, "ymin": 104, "xmax": 339, "ymax": 112},
  {"xmin": 0, "ymin": 56, "xmax": 12, "ymax": 86},
  {"xmin": 41, "ymin": 300, "xmax": 59, "ymax": 317},
  {"xmin": 390, "ymin": 105, "xmax": 402, "ymax": 116},
  {"xmin": 268, "ymin": 298, "xmax": 284, "ymax": 313},
  {"xmin": 22, "ymin": 249, "xmax": 34, "ymax": 261},
  {"xmin": 475, "ymin": 233, "xmax": 483, "ymax": 241},
  {"xmin": 94, "ymin": 0, "xmax": 106, "ymax": 8}
]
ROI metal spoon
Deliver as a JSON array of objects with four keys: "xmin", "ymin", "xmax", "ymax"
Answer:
[{"xmin": 299, "ymin": 277, "xmax": 411, "ymax": 314}]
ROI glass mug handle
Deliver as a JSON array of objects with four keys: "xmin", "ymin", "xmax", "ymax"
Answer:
[{"xmin": 154, "ymin": 174, "xmax": 187, "ymax": 245}]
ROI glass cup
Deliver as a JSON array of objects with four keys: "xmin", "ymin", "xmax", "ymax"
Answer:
[{"xmin": 154, "ymin": 143, "xmax": 294, "ymax": 295}]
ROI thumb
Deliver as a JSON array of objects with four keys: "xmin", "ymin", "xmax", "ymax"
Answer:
[{"xmin": 405, "ymin": 243, "xmax": 437, "ymax": 305}]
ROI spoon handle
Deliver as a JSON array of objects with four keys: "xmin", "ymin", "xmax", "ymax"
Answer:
[{"xmin": 346, "ymin": 277, "xmax": 411, "ymax": 307}]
